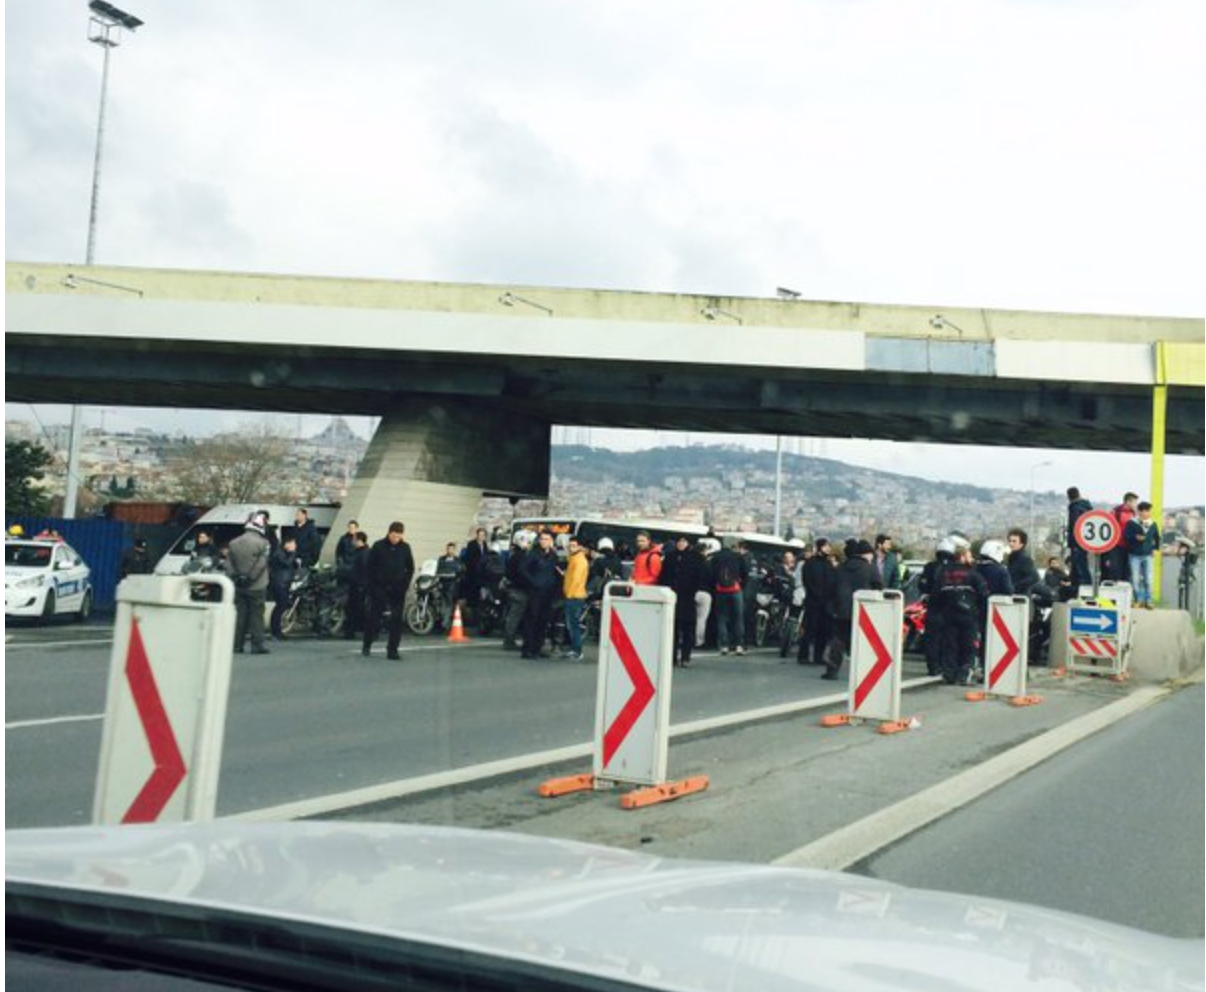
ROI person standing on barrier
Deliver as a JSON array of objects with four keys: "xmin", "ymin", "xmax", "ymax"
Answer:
[
  {"xmin": 1124, "ymin": 501, "xmax": 1160, "ymax": 609},
  {"xmin": 228, "ymin": 512, "xmax": 272, "ymax": 655},
  {"xmin": 1107, "ymin": 492, "xmax": 1138, "ymax": 581},
  {"xmin": 502, "ymin": 530, "xmax": 533, "ymax": 651},
  {"xmin": 932, "ymin": 545, "xmax": 988, "ymax": 685},
  {"xmin": 362, "ymin": 521, "xmax": 415, "ymax": 661},
  {"xmin": 661, "ymin": 534, "xmax": 709, "ymax": 668},
  {"xmin": 561, "ymin": 536, "xmax": 589, "ymax": 661},
  {"xmin": 823, "ymin": 539, "xmax": 882, "ymax": 680},
  {"xmin": 1066, "ymin": 487, "xmax": 1094, "ymax": 590},
  {"xmin": 799, "ymin": 538, "xmax": 835, "ymax": 666},
  {"xmin": 520, "ymin": 530, "xmax": 560, "ymax": 659},
  {"xmin": 711, "ymin": 539, "xmax": 749, "ymax": 656}
]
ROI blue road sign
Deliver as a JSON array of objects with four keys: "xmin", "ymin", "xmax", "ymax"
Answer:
[{"xmin": 1070, "ymin": 607, "xmax": 1119, "ymax": 636}]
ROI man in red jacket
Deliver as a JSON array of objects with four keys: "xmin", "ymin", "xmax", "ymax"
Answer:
[
  {"xmin": 632, "ymin": 532, "xmax": 663, "ymax": 585},
  {"xmin": 1108, "ymin": 492, "xmax": 1139, "ymax": 581}
]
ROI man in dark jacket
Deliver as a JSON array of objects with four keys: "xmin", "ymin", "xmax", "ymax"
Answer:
[
  {"xmin": 268, "ymin": 537, "xmax": 298, "ymax": 641},
  {"xmin": 293, "ymin": 507, "xmax": 322, "ymax": 568},
  {"xmin": 334, "ymin": 520, "xmax": 360, "ymax": 577},
  {"xmin": 1066, "ymin": 487, "xmax": 1094, "ymax": 591},
  {"xmin": 823, "ymin": 539, "xmax": 883, "ymax": 680},
  {"xmin": 461, "ymin": 527, "xmax": 489, "ymax": 612},
  {"xmin": 362, "ymin": 521, "xmax": 415, "ymax": 660},
  {"xmin": 660, "ymin": 535, "xmax": 710, "ymax": 667},
  {"xmin": 519, "ymin": 530, "xmax": 561, "ymax": 659},
  {"xmin": 931, "ymin": 546, "xmax": 989, "ymax": 685},
  {"xmin": 343, "ymin": 531, "xmax": 370, "ymax": 640},
  {"xmin": 1005, "ymin": 528, "xmax": 1041, "ymax": 595},
  {"xmin": 119, "ymin": 537, "xmax": 154, "ymax": 580},
  {"xmin": 710, "ymin": 540, "xmax": 750, "ymax": 656},
  {"xmin": 502, "ymin": 531, "xmax": 532, "ymax": 650},
  {"xmin": 799, "ymin": 538, "xmax": 835, "ymax": 665}
]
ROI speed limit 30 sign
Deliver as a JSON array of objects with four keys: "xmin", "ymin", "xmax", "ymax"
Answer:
[{"xmin": 1074, "ymin": 510, "xmax": 1121, "ymax": 554}]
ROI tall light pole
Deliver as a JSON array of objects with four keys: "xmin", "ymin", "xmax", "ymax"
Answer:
[
  {"xmin": 65, "ymin": 1, "xmax": 143, "ymax": 518},
  {"xmin": 1029, "ymin": 459, "xmax": 1053, "ymax": 550},
  {"xmin": 773, "ymin": 435, "xmax": 784, "ymax": 537}
]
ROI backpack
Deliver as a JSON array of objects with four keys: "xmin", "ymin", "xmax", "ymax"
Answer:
[{"xmin": 715, "ymin": 554, "xmax": 740, "ymax": 590}]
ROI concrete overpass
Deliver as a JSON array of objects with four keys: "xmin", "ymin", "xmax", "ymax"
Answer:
[{"xmin": 6, "ymin": 261, "xmax": 1203, "ymax": 560}]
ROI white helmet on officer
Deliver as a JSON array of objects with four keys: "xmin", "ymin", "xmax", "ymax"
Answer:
[
  {"xmin": 979, "ymin": 539, "xmax": 1007, "ymax": 564},
  {"xmin": 597, "ymin": 537, "xmax": 615, "ymax": 552},
  {"xmin": 699, "ymin": 538, "xmax": 721, "ymax": 556},
  {"xmin": 513, "ymin": 530, "xmax": 535, "ymax": 549}
]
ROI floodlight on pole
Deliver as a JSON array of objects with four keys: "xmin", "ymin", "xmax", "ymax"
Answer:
[{"xmin": 66, "ymin": 1, "xmax": 143, "ymax": 520}]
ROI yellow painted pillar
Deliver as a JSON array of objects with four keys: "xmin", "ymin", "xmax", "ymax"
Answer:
[{"xmin": 1150, "ymin": 343, "xmax": 1166, "ymax": 605}]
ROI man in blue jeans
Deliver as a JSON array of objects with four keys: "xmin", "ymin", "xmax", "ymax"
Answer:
[
  {"xmin": 1124, "ymin": 501, "xmax": 1160, "ymax": 608},
  {"xmin": 710, "ymin": 540, "xmax": 749, "ymax": 656}
]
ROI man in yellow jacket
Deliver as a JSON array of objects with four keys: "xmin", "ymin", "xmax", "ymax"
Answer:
[{"xmin": 561, "ymin": 536, "xmax": 589, "ymax": 661}]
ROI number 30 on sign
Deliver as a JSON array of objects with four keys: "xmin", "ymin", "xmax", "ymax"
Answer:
[{"xmin": 1074, "ymin": 510, "xmax": 1121, "ymax": 554}]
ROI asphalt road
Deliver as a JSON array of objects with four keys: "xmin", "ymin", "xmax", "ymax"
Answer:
[
  {"xmin": 5, "ymin": 621, "xmax": 875, "ymax": 828},
  {"xmin": 852, "ymin": 682, "xmax": 1205, "ymax": 938}
]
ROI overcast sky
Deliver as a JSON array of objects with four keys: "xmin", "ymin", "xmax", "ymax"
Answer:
[{"xmin": 5, "ymin": 0, "xmax": 1204, "ymax": 505}]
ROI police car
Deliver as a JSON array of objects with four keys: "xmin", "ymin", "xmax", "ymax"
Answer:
[{"xmin": 4, "ymin": 539, "xmax": 93, "ymax": 622}]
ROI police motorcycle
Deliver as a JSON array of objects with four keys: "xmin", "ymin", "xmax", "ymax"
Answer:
[
  {"xmin": 472, "ymin": 543, "xmax": 509, "ymax": 636},
  {"xmin": 280, "ymin": 564, "xmax": 344, "ymax": 637},
  {"xmin": 405, "ymin": 559, "xmax": 459, "ymax": 636},
  {"xmin": 751, "ymin": 563, "xmax": 791, "ymax": 649},
  {"xmin": 1027, "ymin": 581, "xmax": 1055, "ymax": 665}
]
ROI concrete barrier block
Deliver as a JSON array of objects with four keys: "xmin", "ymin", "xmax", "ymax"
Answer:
[{"xmin": 1048, "ymin": 603, "xmax": 1203, "ymax": 681}]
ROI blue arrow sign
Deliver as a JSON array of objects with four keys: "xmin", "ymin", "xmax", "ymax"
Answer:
[{"xmin": 1070, "ymin": 607, "xmax": 1119, "ymax": 636}]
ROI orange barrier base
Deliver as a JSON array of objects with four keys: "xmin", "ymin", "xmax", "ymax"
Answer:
[
  {"xmin": 965, "ymin": 691, "xmax": 987, "ymax": 702},
  {"xmin": 538, "ymin": 773, "xmax": 595, "ymax": 798},
  {"xmin": 877, "ymin": 718, "xmax": 914, "ymax": 735},
  {"xmin": 1010, "ymin": 694, "xmax": 1044, "ymax": 707},
  {"xmin": 1048, "ymin": 666, "xmax": 1067, "ymax": 678},
  {"xmin": 820, "ymin": 713, "xmax": 855, "ymax": 728},
  {"xmin": 620, "ymin": 776, "xmax": 710, "ymax": 810},
  {"xmin": 1108, "ymin": 672, "xmax": 1130, "ymax": 683}
]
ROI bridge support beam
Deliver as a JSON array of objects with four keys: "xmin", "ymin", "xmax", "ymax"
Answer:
[{"xmin": 325, "ymin": 399, "xmax": 550, "ymax": 567}]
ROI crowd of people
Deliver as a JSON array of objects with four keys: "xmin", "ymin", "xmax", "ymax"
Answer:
[{"xmin": 149, "ymin": 482, "xmax": 1166, "ymax": 663}]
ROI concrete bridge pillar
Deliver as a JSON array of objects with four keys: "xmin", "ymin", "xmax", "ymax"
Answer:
[{"xmin": 324, "ymin": 399, "xmax": 549, "ymax": 568}]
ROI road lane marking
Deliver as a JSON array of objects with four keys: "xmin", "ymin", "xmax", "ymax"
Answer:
[
  {"xmin": 771, "ymin": 682, "xmax": 1172, "ymax": 872},
  {"xmin": 224, "ymin": 676, "xmax": 942, "ymax": 822},
  {"xmin": 5, "ymin": 638, "xmax": 115, "ymax": 650},
  {"xmin": 6, "ymin": 713, "xmax": 105, "ymax": 730}
]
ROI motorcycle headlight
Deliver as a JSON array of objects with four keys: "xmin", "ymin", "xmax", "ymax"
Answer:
[{"xmin": 15, "ymin": 575, "xmax": 46, "ymax": 589}]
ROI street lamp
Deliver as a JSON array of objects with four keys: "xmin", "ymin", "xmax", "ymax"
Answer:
[
  {"xmin": 1029, "ymin": 459, "xmax": 1053, "ymax": 550},
  {"xmin": 65, "ymin": 1, "xmax": 143, "ymax": 519}
]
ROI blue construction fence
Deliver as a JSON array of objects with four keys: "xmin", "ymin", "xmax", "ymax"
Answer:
[{"xmin": 5, "ymin": 517, "xmax": 186, "ymax": 613}]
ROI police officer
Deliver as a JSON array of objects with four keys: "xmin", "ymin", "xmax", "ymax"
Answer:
[
  {"xmin": 502, "ymin": 530, "xmax": 533, "ymax": 651},
  {"xmin": 932, "ymin": 543, "xmax": 988, "ymax": 685},
  {"xmin": 362, "ymin": 521, "xmax": 415, "ymax": 661}
]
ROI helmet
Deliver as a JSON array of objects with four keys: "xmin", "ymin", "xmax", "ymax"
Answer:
[
  {"xmin": 948, "ymin": 533, "xmax": 971, "ymax": 552},
  {"xmin": 936, "ymin": 537, "xmax": 956, "ymax": 556},
  {"xmin": 513, "ymin": 530, "xmax": 535, "ymax": 549},
  {"xmin": 699, "ymin": 538, "xmax": 721, "ymax": 556},
  {"xmin": 979, "ymin": 539, "xmax": 1007, "ymax": 564},
  {"xmin": 597, "ymin": 537, "xmax": 615, "ymax": 552},
  {"xmin": 489, "ymin": 541, "xmax": 506, "ymax": 554},
  {"xmin": 7, "ymin": 524, "xmax": 23, "ymax": 537}
]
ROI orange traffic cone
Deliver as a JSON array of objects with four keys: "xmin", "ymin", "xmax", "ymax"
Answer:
[{"xmin": 447, "ymin": 603, "xmax": 470, "ymax": 643}]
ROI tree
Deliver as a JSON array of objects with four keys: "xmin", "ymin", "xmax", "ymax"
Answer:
[
  {"xmin": 5, "ymin": 440, "xmax": 53, "ymax": 516},
  {"xmin": 170, "ymin": 422, "xmax": 296, "ymax": 505}
]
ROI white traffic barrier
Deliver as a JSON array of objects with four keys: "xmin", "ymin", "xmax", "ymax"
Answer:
[
  {"xmin": 93, "ymin": 574, "xmax": 236, "ymax": 825},
  {"xmin": 980, "ymin": 595, "xmax": 1031, "ymax": 700},
  {"xmin": 592, "ymin": 582, "xmax": 675, "ymax": 786},
  {"xmin": 540, "ymin": 582, "xmax": 709, "ymax": 808},
  {"xmin": 822, "ymin": 590, "xmax": 910, "ymax": 732},
  {"xmin": 1065, "ymin": 596, "xmax": 1125, "ymax": 679},
  {"xmin": 1095, "ymin": 580, "xmax": 1134, "ymax": 669}
]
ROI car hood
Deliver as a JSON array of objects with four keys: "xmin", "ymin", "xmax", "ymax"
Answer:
[
  {"xmin": 4, "ymin": 566, "xmax": 49, "ymax": 584},
  {"xmin": 6, "ymin": 822, "xmax": 1201, "ymax": 992}
]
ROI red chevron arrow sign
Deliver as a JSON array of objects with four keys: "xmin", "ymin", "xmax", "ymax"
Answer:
[
  {"xmin": 121, "ymin": 617, "xmax": 187, "ymax": 823},
  {"xmin": 853, "ymin": 605, "xmax": 893, "ymax": 711},
  {"xmin": 988, "ymin": 606, "xmax": 1020, "ymax": 689},
  {"xmin": 602, "ymin": 609, "xmax": 657, "ymax": 768}
]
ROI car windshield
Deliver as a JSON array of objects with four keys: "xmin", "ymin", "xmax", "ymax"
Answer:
[{"xmin": 5, "ymin": 545, "xmax": 52, "ymax": 569}]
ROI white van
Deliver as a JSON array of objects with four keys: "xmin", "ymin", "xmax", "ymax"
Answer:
[{"xmin": 153, "ymin": 504, "xmax": 341, "ymax": 576}]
